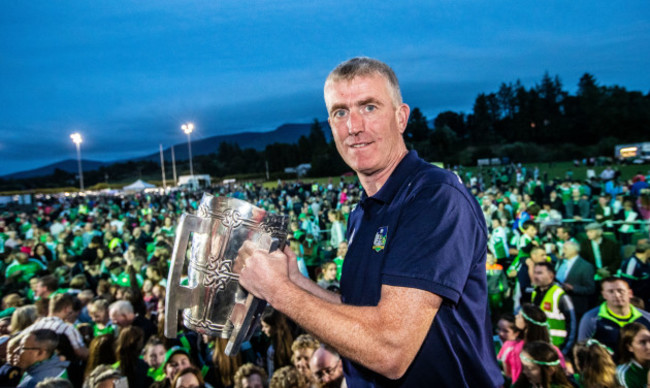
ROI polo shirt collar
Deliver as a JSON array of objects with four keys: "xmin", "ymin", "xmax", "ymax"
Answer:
[{"xmin": 360, "ymin": 151, "xmax": 419, "ymax": 204}]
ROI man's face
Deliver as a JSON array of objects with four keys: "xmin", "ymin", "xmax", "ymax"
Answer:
[
  {"xmin": 293, "ymin": 348, "xmax": 316, "ymax": 379},
  {"xmin": 602, "ymin": 280, "xmax": 631, "ymax": 309},
  {"xmin": 17, "ymin": 335, "xmax": 47, "ymax": 370},
  {"xmin": 524, "ymin": 226, "xmax": 537, "ymax": 238},
  {"xmin": 556, "ymin": 228, "xmax": 568, "ymax": 241},
  {"xmin": 532, "ymin": 265, "xmax": 553, "ymax": 288},
  {"xmin": 109, "ymin": 311, "xmax": 133, "ymax": 328},
  {"xmin": 310, "ymin": 349, "xmax": 344, "ymax": 388},
  {"xmin": 586, "ymin": 229, "xmax": 600, "ymax": 241},
  {"xmin": 242, "ymin": 373, "xmax": 264, "ymax": 388},
  {"xmin": 530, "ymin": 249, "xmax": 546, "ymax": 263},
  {"xmin": 325, "ymin": 74, "xmax": 409, "ymax": 179},
  {"xmin": 35, "ymin": 281, "xmax": 49, "ymax": 298}
]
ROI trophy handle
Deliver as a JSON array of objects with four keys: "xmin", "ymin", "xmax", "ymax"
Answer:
[
  {"xmin": 165, "ymin": 213, "xmax": 203, "ymax": 338},
  {"xmin": 225, "ymin": 237, "xmax": 282, "ymax": 356}
]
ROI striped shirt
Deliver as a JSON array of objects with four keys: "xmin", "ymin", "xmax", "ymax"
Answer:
[{"xmin": 23, "ymin": 316, "xmax": 85, "ymax": 350}]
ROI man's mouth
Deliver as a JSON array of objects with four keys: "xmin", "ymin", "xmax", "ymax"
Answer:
[{"xmin": 350, "ymin": 142, "xmax": 371, "ymax": 148}]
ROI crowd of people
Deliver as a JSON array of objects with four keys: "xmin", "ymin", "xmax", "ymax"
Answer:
[{"xmin": 0, "ymin": 162, "xmax": 648, "ymax": 388}]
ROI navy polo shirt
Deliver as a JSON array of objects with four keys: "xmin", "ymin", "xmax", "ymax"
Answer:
[{"xmin": 340, "ymin": 151, "xmax": 503, "ymax": 387}]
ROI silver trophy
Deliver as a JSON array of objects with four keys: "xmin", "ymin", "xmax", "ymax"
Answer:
[{"xmin": 165, "ymin": 193, "xmax": 288, "ymax": 355}]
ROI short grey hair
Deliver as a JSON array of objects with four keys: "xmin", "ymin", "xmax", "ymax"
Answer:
[
  {"xmin": 564, "ymin": 240, "xmax": 580, "ymax": 253},
  {"xmin": 36, "ymin": 377, "xmax": 73, "ymax": 388},
  {"xmin": 325, "ymin": 57, "xmax": 403, "ymax": 107},
  {"xmin": 108, "ymin": 300, "xmax": 133, "ymax": 316},
  {"xmin": 83, "ymin": 365, "xmax": 124, "ymax": 388}
]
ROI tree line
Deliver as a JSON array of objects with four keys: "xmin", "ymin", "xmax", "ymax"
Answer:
[{"xmin": 1, "ymin": 72, "xmax": 648, "ymax": 191}]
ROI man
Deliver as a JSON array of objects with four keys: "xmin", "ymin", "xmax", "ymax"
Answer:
[
  {"xmin": 34, "ymin": 274, "xmax": 58, "ymax": 300},
  {"xmin": 508, "ymin": 246, "xmax": 549, "ymax": 311},
  {"xmin": 580, "ymin": 222, "xmax": 621, "ymax": 280},
  {"xmin": 554, "ymin": 224, "xmax": 578, "ymax": 258},
  {"xmin": 19, "ymin": 293, "xmax": 88, "ymax": 360},
  {"xmin": 618, "ymin": 242, "xmax": 650, "ymax": 305},
  {"xmin": 108, "ymin": 300, "xmax": 156, "ymax": 341},
  {"xmin": 239, "ymin": 57, "xmax": 503, "ymax": 386},
  {"xmin": 530, "ymin": 262, "xmax": 576, "ymax": 356},
  {"xmin": 14, "ymin": 329, "xmax": 69, "ymax": 388},
  {"xmin": 310, "ymin": 344, "xmax": 345, "ymax": 388},
  {"xmin": 578, "ymin": 277, "xmax": 650, "ymax": 352},
  {"xmin": 555, "ymin": 240, "xmax": 596, "ymax": 321}
]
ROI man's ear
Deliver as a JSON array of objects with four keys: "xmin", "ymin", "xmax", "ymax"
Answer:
[{"xmin": 396, "ymin": 103, "xmax": 410, "ymax": 134}]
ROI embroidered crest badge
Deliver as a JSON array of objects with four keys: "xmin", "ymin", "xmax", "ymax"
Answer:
[{"xmin": 372, "ymin": 226, "xmax": 388, "ymax": 252}]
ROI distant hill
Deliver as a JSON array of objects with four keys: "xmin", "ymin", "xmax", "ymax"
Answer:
[
  {"xmin": 3, "ymin": 121, "xmax": 331, "ymax": 179},
  {"xmin": 132, "ymin": 121, "xmax": 332, "ymax": 163},
  {"xmin": 2, "ymin": 159, "xmax": 111, "ymax": 180}
]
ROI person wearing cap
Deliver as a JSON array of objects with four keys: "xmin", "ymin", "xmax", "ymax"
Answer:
[
  {"xmin": 580, "ymin": 222, "xmax": 621, "ymax": 280},
  {"xmin": 161, "ymin": 346, "xmax": 193, "ymax": 387}
]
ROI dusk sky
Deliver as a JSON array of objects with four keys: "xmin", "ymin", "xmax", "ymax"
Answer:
[{"xmin": 1, "ymin": 1, "xmax": 649, "ymax": 176}]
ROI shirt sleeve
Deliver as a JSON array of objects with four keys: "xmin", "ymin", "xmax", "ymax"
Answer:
[{"xmin": 381, "ymin": 182, "xmax": 485, "ymax": 304}]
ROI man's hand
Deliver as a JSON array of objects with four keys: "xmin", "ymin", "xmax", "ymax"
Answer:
[
  {"xmin": 238, "ymin": 243, "xmax": 292, "ymax": 303},
  {"xmin": 597, "ymin": 268, "xmax": 611, "ymax": 278},
  {"xmin": 563, "ymin": 283, "xmax": 574, "ymax": 292}
]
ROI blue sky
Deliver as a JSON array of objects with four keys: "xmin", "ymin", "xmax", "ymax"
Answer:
[{"xmin": 1, "ymin": 1, "xmax": 649, "ymax": 175}]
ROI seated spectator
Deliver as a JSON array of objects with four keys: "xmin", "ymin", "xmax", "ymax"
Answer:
[
  {"xmin": 309, "ymin": 344, "xmax": 345, "ymax": 388},
  {"xmin": 87, "ymin": 299, "xmax": 114, "ymax": 337},
  {"xmin": 316, "ymin": 261, "xmax": 340, "ymax": 290},
  {"xmin": 572, "ymin": 340, "xmax": 618, "ymax": 388},
  {"xmin": 579, "ymin": 277, "xmax": 650, "ymax": 354},
  {"xmin": 616, "ymin": 323, "xmax": 650, "ymax": 388},
  {"xmin": 143, "ymin": 336, "xmax": 168, "ymax": 382},
  {"xmin": 291, "ymin": 334, "xmax": 320, "ymax": 384},
  {"xmin": 108, "ymin": 299, "xmax": 155, "ymax": 341},
  {"xmin": 512, "ymin": 341, "xmax": 572, "ymax": 388},
  {"xmin": 20, "ymin": 293, "xmax": 89, "ymax": 360},
  {"xmin": 83, "ymin": 364, "xmax": 126, "ymax": 388},
  {"xmin": 234, "ymin": 363, "xmax": 267, "ymax": 388},
  {"xmin": 84, "ymin": 334, "xmax": 116, "ymax": 380},
  {"xmin": 34, "ymin": 275, "xmax": 59, "ymax": 300},
  {"xmin": 270, "ymin": 365, "xmax": 309, "ymax": 388},
  {"xmin": 14, "ymin": 329, "xmax": 69, "ymax": 388}
]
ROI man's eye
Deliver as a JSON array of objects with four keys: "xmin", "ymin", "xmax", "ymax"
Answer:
[
  {"xmin": 333, "ymin": 110, "xmax": 347, "ymax": 118},
  {"xmin": 364, "ymin": 105, "xmax": 376, "ymax": 112}
]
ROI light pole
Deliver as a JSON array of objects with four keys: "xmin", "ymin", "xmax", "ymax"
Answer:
[
  {"xmin": 70, "ymin": 132, "xmax": 84, "ymax": 191},
  {"xmin": 181, "ymin": 122, "xmax": 194, "ymax": 177}
]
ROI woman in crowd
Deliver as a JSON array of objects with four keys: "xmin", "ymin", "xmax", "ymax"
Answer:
[
  {"xmin": 512, "ymin": 341, "xmax": 573, "ymax": 388},
  {"xmin": 114, "ymin": 326, "xmax": 152, "ymax": 387},
  {"xmin": 316, "ymin": 261, "xmax": 339, "ymax": 290},
  {"xmin": 210, "ymin": 337, "xmax": 243, "ymax": 388},
  {"xmin": 572, "ymin": 340, "xmax": 618, "ymax": 388},
  {"xmin": 261, "ymin": 308, "xmax": 295, "ymax": 379},
  {"xmin": 504, "ymin": 304, "xmax": 566, "ymax": 383},
  {"xmin": 84, "ymin": 334, "xmax": 116, "ymax": 380},
  {"xmin": 171, "ymin": 367, "xmax": 206, "ymax": 388},
  {"xmin": 9, "ymin": 304, "xmax": 37, "ymax": 335},
  {"xmin": 616, "ymin": 322, "xmax": 650, "ymax": 388}
]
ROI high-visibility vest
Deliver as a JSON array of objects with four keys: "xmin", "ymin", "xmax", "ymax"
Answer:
[{"xmin": 532, "ymin": 284, "xmax": 567, "ymax": 346}]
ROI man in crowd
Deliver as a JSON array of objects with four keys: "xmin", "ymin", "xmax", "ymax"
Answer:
[
  {"xmin": 578, "ymin": 277, "xmax": 650, "ymax": 352},
  {"xmin": 13, "ymin": 329, "xmax": 69, "ymax": 388},
  {"xmin": 555, "ymin": 240, "xmax": 595, "ymax": 321},
  {"xmin": 618, "ymin": 242, "xmax": 650, "ymax": 306},
  {"xmin": 34, "ymin": 274, "xmax": 58, "ymax": 300},
  {"xmin": 580, "ymin": 222, "xmax": 621, "ymax": 280},
  {"xmin": 530, "ymin": 262, "xmax": 576, "ymax": 355},
  {"xmin": 310, "ymin": 344, "xmax": 345, "ymax": 388},
  {"xmin": 555, "ymin": 224, "xmax": 578, "ymax": 258},
  {"xmin": 233, "ymin": 363, "xmax": 267, "ymax": 388},
  {"xmin": 238, "ymin": 57, "xmax": 503, "ymax": 386},
  {"xmin": 108, "ymin": 300, "xmax": 156, "ymax": 341}
]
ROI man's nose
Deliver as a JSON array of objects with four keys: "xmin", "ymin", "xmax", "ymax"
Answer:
[{"xmin": 346, "ymin": 110, "xmax": 363, "ymax": 135}]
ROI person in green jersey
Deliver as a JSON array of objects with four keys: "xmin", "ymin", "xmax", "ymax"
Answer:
[{"xmin": 616, "ymin": 323, "xmax": 650, "ymax": 388}]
